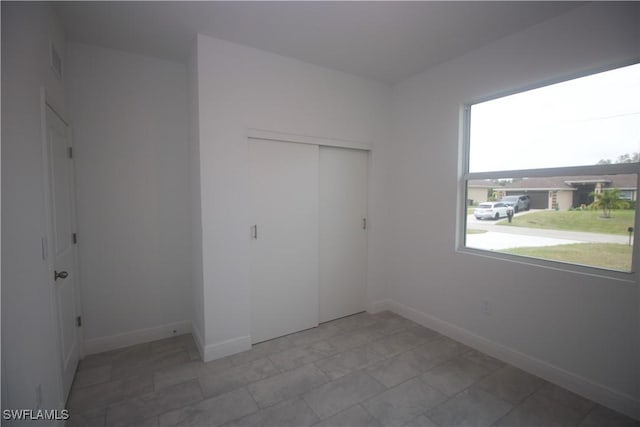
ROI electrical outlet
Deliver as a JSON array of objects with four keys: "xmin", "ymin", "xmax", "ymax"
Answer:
[{"xmin": 35, "ymin": 384, "xmax": 42, "ymax": 409}]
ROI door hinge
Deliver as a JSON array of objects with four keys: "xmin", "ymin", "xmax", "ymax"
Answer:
[
  {"xmin": 76, "ymin": 316, "xmax": 82, "ymax": 327},
  {"xmin": 68, "ymin": 147, "xmax": 73, "ymax": 159},
  {"xmin": 72, "ymin": 233, "xmax": 77, "ymax": 244},
  {"xmin": 362, "ymin": 218, "xmax": 367, "ymax": 230}
]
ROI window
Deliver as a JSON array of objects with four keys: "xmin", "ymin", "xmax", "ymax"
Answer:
[{"xmin": 463, "ymin": 63, "xmax": 639, "ymax": 273}]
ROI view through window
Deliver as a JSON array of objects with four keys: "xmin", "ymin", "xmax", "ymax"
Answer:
[{"xmin": 464, "ymin": 63, "xmax": 639, "ymax": 272}]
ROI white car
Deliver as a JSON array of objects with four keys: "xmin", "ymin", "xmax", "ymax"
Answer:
[{"xmin": 474, "ymin": 202, "xmax": 510, "ymax": 220}]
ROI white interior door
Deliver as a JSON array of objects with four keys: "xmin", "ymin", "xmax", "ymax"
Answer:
[
  {"xmin": 319, "ymin": 146, "xmax": 368, "ymax": 323},
  {"xmin": 249, "ymin": 139, "xmax": 319, "ymax": 343},
  {"xmin": 45, "ymin": 106, "xmax": 80, "ymax": 400}
]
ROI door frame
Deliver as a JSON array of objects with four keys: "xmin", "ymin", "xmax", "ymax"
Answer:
[{"xmin": 40, "ymin": 88, "xmax": 83, "ymax": 403}]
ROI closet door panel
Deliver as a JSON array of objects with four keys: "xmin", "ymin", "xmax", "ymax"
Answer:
[
  {"xmin": 249, "ymin": 139, "xmax": 319, "ymax": 343},
  {"xmin": 319, "ymin": 147, "xmax": 368, "ymax": 323}
]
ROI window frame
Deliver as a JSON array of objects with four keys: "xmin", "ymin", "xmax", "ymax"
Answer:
[{"xmin": 458, "ymin": 65, "xmax": 640, "ymax": 281}]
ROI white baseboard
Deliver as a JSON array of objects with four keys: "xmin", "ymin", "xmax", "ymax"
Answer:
[
  {"xmin": 202, "ymin": 335, "xmax": 251, "ymax": 363},
  {"xmin": 83, "ymin": 320, "xmax": 192, "ymax": 355},
  {"xmin": 191, "ymin": 321, "xmax": 205, "ymax": 361},
  {"xmin": 385, "ymin": 299, "xmax": 640, "ymax": 421}
]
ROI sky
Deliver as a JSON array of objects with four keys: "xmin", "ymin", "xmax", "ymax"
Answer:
[{"xmin": 469, "ymin": 62, "xmax": 640, "ymax": 173}]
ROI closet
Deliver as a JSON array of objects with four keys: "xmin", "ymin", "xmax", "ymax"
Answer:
[{"xmin": 249, "ymin": 137, "xmax": 368, "ymax": 344}]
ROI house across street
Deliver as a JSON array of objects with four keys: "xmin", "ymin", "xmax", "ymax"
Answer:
[{"xmin": 468, "ymin": 174, "xmax": 637, "ymax": 210}]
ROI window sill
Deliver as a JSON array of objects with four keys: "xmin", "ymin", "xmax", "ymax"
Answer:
[{"xmin": 456, "ymin": 245, "xmax": 637, "ymax": 284}]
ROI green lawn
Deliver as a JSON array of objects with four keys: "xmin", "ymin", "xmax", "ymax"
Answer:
[
  {"xmin": 502, "ymin": 243, "xmax": 633, "ymax": 272},
  {"xmin": 499, "ymin": 209, "xmax": 635, "ymax": 235}
]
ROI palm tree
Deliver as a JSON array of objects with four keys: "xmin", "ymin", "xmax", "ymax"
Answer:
[{"xmin": 590, "ymin": 188, "xmax": 629, "ymax": 218}]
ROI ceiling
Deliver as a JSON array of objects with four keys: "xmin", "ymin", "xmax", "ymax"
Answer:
[{"xmin": 54, "ymin": 1, "xmax": 583, "ymax": 84}]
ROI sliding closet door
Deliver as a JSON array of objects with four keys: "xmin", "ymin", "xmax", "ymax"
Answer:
[
  {"xmin": 249, "ymin": 139, "xmax": 319, "ymax": 344},
  {"xmin": 319, "ymin": 146, "xmax": 368, "ymax": 323}
]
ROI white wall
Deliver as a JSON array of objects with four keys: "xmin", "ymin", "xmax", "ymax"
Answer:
[
  {"xmin": 66, "ymin": 43, "xmax": 192, "ymax": 353},
  {"xmin": 195, "ymin": 35, "xmax": 390, "ymax": 360},
  {"xmin": 1, "ymin": 1, "xmax": 68, "ymax": 414},
  {"xmin": 388, "ymin": 2, "xmax": 639, "ymax": 417}
]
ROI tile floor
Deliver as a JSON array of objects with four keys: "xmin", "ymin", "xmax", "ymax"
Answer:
[{"xmin": 67, "ymin": 311, "xmax": 639, "ymax": 427}]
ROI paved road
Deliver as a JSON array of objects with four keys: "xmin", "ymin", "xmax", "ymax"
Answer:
[{"xmin": 466, "ymin": 211, "xmax": 632, "ymax": 250}]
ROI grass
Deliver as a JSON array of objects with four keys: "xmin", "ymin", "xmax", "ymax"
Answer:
[
  {"xmin": 501, "ymin": 243, "xmax": 633, "ymax": 272},
  {"xmin": 467, "ymin": 229, "xmax": 487, "ymax": 234},
  {"xmin": 499, "ymin": 209, "xmax": 635, "ymax": 235}
]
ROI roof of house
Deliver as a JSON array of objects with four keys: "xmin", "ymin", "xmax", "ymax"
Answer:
[{"xmin": 469, "ymin": 175, "xmax": 637, "ymax": 191}]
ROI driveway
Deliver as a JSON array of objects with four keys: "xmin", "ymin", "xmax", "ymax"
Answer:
[{"xmin": 466, "ymin": 210, "xmax": 631, "ymax": 250}]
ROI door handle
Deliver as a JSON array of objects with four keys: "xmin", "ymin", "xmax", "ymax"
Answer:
[
  {"xmin": 54, "ymin": 270, "xmax": 68, "ymax": 281},
  {"xmin": 251, "ymin": 224, "xmax": 258, "ymax": 240}
]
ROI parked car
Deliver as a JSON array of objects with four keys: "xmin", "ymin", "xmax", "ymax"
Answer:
[
  {"xmin": 499, "ymin": 195, "xmax": 530, "ymax": 212},
  {"xmin": 474, "ymin": 202, "xmax": 510, "ymax": 220}
]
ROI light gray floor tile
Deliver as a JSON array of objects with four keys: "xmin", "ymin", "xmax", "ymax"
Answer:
[
  {"xmin": 135, "ymin": 417, "xmax": 159, "ymax": 427},
  {"xmin": 460, "ymin": 349, "xmax": 505, "ymax": 372},
  {"xmin": 579, "ymin": 405, "xmax": 640, "ymax": 427},
  {"xmin": 248, "ymin": 364, "xmax": 329, "ymax": 408},
  {"xmin": 315, "ymin": 346, "xmax": 384, "ymax": 380},
  {"xmin": 269, "ymin": 343, "xmax": 335, "ymax": 371},
  {"xmin": 105, "ymin": 380, "xmax": 202, "ymax": 427},
  {"xmin": 153, "ymin": 361, "xmax": 204, "ymax": 391},
  {"xmin": 476, "ymin": 365, "xmax": 546, "ymax": 404},
  {"xmin": 150, "ymin": 334, "xmax": 196, "ymax": 355},
  {"xmin": 494, "ymin": 390, "xmax": 592, "ymax": 427},
  {"xmin": 69, "ymin": 320, "xmax": 619, "ymax": 427},
  {"xmin": 67, "ymin": 408, "xmax": 107, "ymax": 427},
  {"xmin": 536, "ymin": 383, "xmax": 595, "ymax": 417},
  {"xmin": 410, "ymin": 336, "xmax": 470, "ymax": 370},
  {"xmin": 199, "ymin": 357, "xmax": 280, "ymax": 398},
  {"xmin": 326, "ymin": 328, "xmax": 384, "ymax": 352},
  {"xmin": 111, "ymin": 350, "xmax": 191, "ymax": 380},
  {"xmin": 421, "ymin": 356, "xmax": 490, "ymax": 396},
  {"xmin": 68, "ymin": 373, "xmax": 154, "ymax": 413},
  {"xmin": 78, "ymin": 351, "xmax": 117, "ymax": 372},
  {"xmin": 229, "ymin": 397, "xmax": 318, "ymax": 427},
  {"xmin": 226, "ymin": 348, "xmax": 268, "ymax": 368},
  {"xmin": 78, "ymin": 343, "xmax": 150, "ymax": 372},
  {"xmin": 228, "ymin": 336, "xmax": 292, "ymax": 367},
  {"xmin": 158, "ymin": 388, "xmax": 258, "ymax": 427},
  {"xmin": 363, "ymin": 378, "xmax": 447, "ymax": 427},
  {"xmin": 303, "ymin": 371, "xmax": 386, "ymax": 420},
  {"xmin": 402, "ymin": 415, "xmax": 438, "ymax": 427},
  {"xmin": 289, "ymin": 324, "xmax": 343, "ymax": 348},
  {"xmin": 255, "ymin": 335, "xmax": 293, "ymax": 352},
  {"xmin": 152, "ymin": 356, "xmax": 233, "ymax": 391},
  {"xmin": 404, "ymin": 325, "xmax": 441, "ymax": 341},
  {"xmin": 330, "ymin": 312, "xmax": 379, "ymax": 332},
  {"xmin": 360, "ymin": 317, "xmax": 414, "ymax": 337},
  {"xmin": 366, "ymin": 351, "xmax": 425, "ymax": 388},
  {"xmin": 367, "ymin": 330, "xmax": 428, "ymax": 358},
  {"xmin": 312, "ymin": 404, "xmax": 382, "ymax": 427},
  {"xmin": 73, "ymin": 365, "xmax": 113, "ymax": 389},
  {"xmin": 109, "ymin": 343, "xmax": 153, "ymax": 367},
  {"xmin": 426, "ymin": 387, "xmax": 512, "ymax": 427}
]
